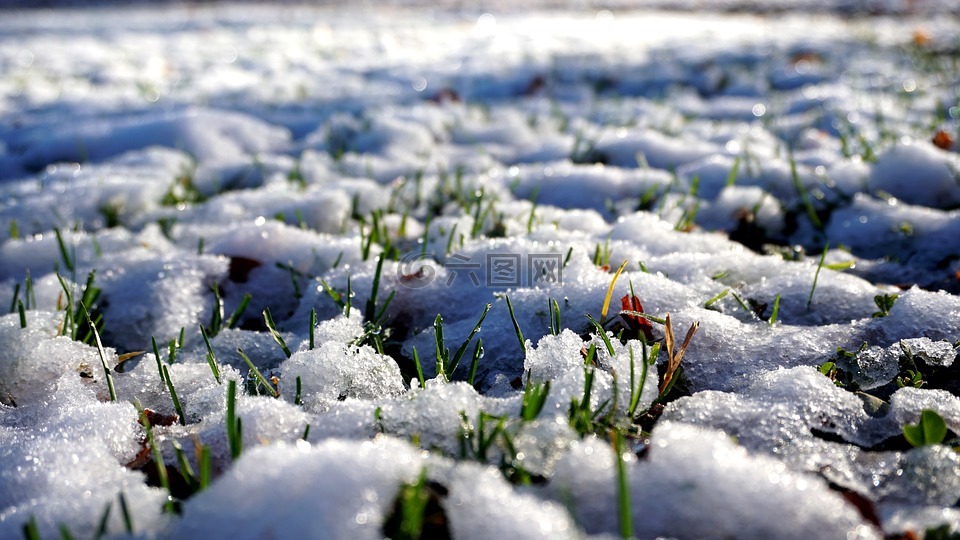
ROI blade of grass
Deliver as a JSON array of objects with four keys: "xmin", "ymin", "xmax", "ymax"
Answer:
[
  {"xmin": 789, "ymin": 155, "xmax": 823, "ymax": 229},
  {"xmin": 171, "ymin": 441, "xmax": 198, "ymax": 493},
  {"xmin": 704, "ymin": 288, "xmax": 730, "ymax": 309},
  {"xmin": 198, "ymin": 444, "xmax": 211, "ymax": 490},
  {"xmin": 628, "ymin": 343, "xmax": 649, "ymax": 417},
  {"xmin": 549, "ymin": 297, "xmax": 561, "ymax": 335},
  {"xmin": 209, "ymin": 282, "xmax": 224, "ymax": 336},
  {"xmin": 135, "ymin": 401, "xmax": 174, "ymax": 513},
  {"xmin": 769, "ymin": 293, "xmax": 781, "ymax": 326},
  {"xmin": 601, "ymin": 260, "xmax": 629, "ymax": 323},
  {"xmin": 161, "ymin": 364, "xmax": 187, "ymax": 426},
  {"xmin": 586, "ymin": 314, "xmax": 616, "ymax": 357},
  {"xmin": 412, "ymin": 347, "xmax": 426, "ymax": 389},
  {"xmin": 237, "ymin": 348, "xmax": 279, "ymax": 397},
  {"xmin": 223, "ymin": 293, "xmax": 251, "ymax": 330},
  {"xmin": 199, "ymin": 325, "xmax": 222, "ymax": 384},
  {"xmin": 81, "ymin": 304, "xmax": 116, "ymax": 402},
  {"xmin": 9, "ymin": 283, "xmax": 20, "ymax": 314},
  {"xmin": 22, "ymin": 516, "xmax": 40, "ymax": 540},
  {"xmin": 263, "ymin": 308, "xmax": 292, "ymax": 358},
  {"xmin": 54, "ymin": 227, "xmax": 75, "ymax": 275},
  {"xmin": 365, "ymin": 253, "xmax": 386, "ymax": 322},
  {"xmin": 447, "ymin": 303, "xmax": 491, "ymax": 377},
  {"xmin": 466, "ymin": 338, "xmax": 483, "ymax": 387},
  {"xmin": 118, "ymin": 491, "xmax": 133, "ymax": 534},
  {"xmin": 612, "ymin": 430, "xmax": 633, "ymax": 539},
  {"xmin": 226, "ymin": 380, "xmax": 242, "ymax": 460},
  {"xmin": 504, "ymin": 295, "xmax": 526, "ymax": 356},
  {"xmin": 807, "ymin": 243, "xmax": 829, "ymax": 310}
]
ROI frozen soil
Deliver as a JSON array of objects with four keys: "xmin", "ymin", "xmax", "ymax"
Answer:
[{"xmin": 1, "ymin": 3, "xmax": 959, "ymax": 538}]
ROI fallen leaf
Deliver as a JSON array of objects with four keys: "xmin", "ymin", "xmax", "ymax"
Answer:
[{"xmin": 932, "ymin": 130, "xmax": 954, "ymax": 150}]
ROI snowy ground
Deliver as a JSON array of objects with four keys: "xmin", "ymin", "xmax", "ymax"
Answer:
[{"xmin": 1, "ymin": 2, "xmax": 960, "ymax": 538}]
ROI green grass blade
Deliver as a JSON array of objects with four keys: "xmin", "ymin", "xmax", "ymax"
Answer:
[
  {"xmin": 118, "ymin": 491, "xmax": 133, "ymax": 534},
  {"xmin": 807, "ymin": 243, "xmax": 829, "ymax": 310},
  {"xmin": 136, "ymin": 401, "xmax": 174, "ymax": 513},
  {"xmin": 22, "ymin": 516, "xmax": 40, "ymax": 540},
  {"xmin": 466, "ymin": 338, "xmax": 483, "ymax": 387},
  {"xmin": 224, "ymin": 293, "xmax": 251, "ymax": 330},
  {"xmin": 769, "ymin": 293, "xmax": 781, "ymax": 326},
  {"xmin": 162, "ymin": 364, "xmax": 187, "ymax": 425},
  {"xmin": 81, "ymin": 304, "xmax": 115, "ymax": 402},
  {"xmin": 613, "ymin": 431, "xmax": 633, "ymax": 539},
  {"xmin": 226, "ymin": 380, "xmax": 242, "ymax": 460},
  {"xmin": 448, "ymin": 303, "xmax": 491, "ymax": 377},
  {"xmin": 263, "ymin": 308, "xmax": 292, "ymax": 358},
  {"xmin": 412, "ymin": 347, "xmax": 426, "ymax": 389},
  {"xmin": 586, "ymin": 314, "xmax": 616, "ymax": 357},
  {"xmin": 504, "ymin": 295, "xmax": 526, "ymax": 356},
  {"xmin": 200, "ymin": 325, "xmax": 222, "ymax": 384},
  {"xmin": 237, "ymin": 348, "xmax": 279, "ymax": 397}
]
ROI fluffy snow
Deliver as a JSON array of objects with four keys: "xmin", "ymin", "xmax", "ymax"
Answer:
[{"xmin": 0, "ymin": 1, "xmax": 959, "ymax": 538}]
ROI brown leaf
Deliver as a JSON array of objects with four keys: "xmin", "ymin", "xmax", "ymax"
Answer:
[
  {"xmin": 117, "ymin": 351, "xmax": 145, "ymax": 364},
  {"xmin": 658, "ymin": 314, "xmax": 700, "ymax": 395},
  {"xmin": 139, "ymin": 408, "xmax": 180, "ymax": 427},
  {"xmin": 932, "ymin": 130, "xmax": 954, "ymax": 150}
]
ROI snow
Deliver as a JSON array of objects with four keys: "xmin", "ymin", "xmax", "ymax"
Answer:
[{"xmin": 1, "ymin": 1, "xmax": 959, "ymax": 538}]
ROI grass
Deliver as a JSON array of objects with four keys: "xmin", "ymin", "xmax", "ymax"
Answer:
[
  {"xmin": 226, "ymin": 380, "xmax": 243, "ymax": 460},
  {"xmin": 12, "ymin": 12, "xmax": 960, "ymax": 538},
  {"xmin": 135, "ymin": 401, "xmax": 175, "ymax": 513},
  {"xmin": 612, "ymin": 430, "xmax": 633, "ymax": 539},
  {"xmin": 82, "ymin": 303, "xmax": 116, "ymax": 402},
  {"xmin": 433, "ymin": 303, "xmax": 490, "ymax": 383},
  {"xmin": 807, "ymin": 243, "xmax": 830, "ymax": 310},
  {"xmin": 199, "ymin": 325, "xmax": 223, "ymax": 384},
  {"xmin": 263, "ymin": 308, "xmax": 292, "ymax": 358},
  {"xmin": 789, "ymin": 156, "xmax": 823, "ymax": 230},
  {"xmin": 504, "ymin": 295, "xmax": 526, "ymax": 356},
  {"xmin": 152, "ymin": 335, "xmax": 187, "ymax": 424},
  {"xmin": 600, "ymin": 260, "xmax": 629, "ymax": 323},
  {"xmin": 55, "ymin": 271, "xmax": 102, "ymax": 346},
  {"xmin": 769, "ymin": 293, "xmax": 782, "ymax": 326},
  {"xmin": 385, "ymin": 468, "xmax": 431, "ymax": 540},
  {"xmin": 237, "ymin": 348, "xmax": 280, "ymax": 397},
  {"xmin": 520, "ymin": 375, "xmax": 550, "ymax": 422}
]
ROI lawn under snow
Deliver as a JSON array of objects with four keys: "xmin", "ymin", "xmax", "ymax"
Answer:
[{"xmin": 1, "ymin": 3, "xmax": 960, "ymax": 539}]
